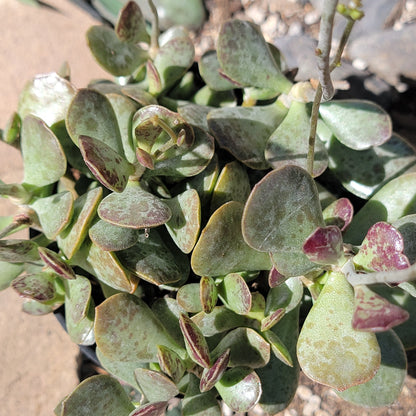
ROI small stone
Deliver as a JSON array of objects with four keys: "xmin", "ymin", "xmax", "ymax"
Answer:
[
  {"xmin": 352, "ymin": 58, "xmax": 368, "ymax": 71},
  {"xmin": 315, "ymin": 410, "xmax": 331, "ymax": 416},
  {"xmin": 245, "ymin": 5, "xmax": 267, "ymax": 26},
  {"xmin": 262, "ymin": 14, "xmax": 280, "ymax": 42},
  {"xmin": 297, "ymin": 384, "xmax": 313, "ymax": 401},
  {"xmin": 304, "ymin": 10, "xmax": 321, "ymax": 25},
  {"xmin": 303, "ymin": 394, "xmax": 321, "ymax": 416},
  {"xmin": 288, "ymin": 21, "xmax": 303, "ymax": 36}
]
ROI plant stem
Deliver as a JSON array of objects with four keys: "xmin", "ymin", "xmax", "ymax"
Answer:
[
  {"xmin": 0, "ymin": 214, "xmax": 32, "ymax": 239},
  {"xmin": 307, "ymin": 10, "xmax": 357, "ymax": 176}
]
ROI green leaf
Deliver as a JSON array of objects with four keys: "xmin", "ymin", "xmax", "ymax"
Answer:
[
  {"xmin": 57, "ymin": 187, "xmax": 102, "ymax": 259},
  {"xmin": 12, "ymin": 271, "xmax": 57, "ymax": 302},
  {"xmin": 95, "ymin": 293, "xmax": 185, "ymax": 363},
  {"xmin": 344, "ymin": 173, "xmax": 416, "ymax": 245},
  {"xmin": 0, "ymin": 239, "xmax": 39, "ymax": 263},
  {"xmin": 242, "ymin": 165, "xmax": 324, "ymax": 277},
  {"xmin": 117, "ymin": 229, "xmax": 189, "ymax": 286},
  {"xmin": 210, "ymin": 161, "xmax": 251, "ymax": 213},
  {"xmin": 215, "ymin": 367, "xmax": 262, "ymax": 413},
  {"xmin": 18, "ymin": 73, "xmax": 76, "ymax": 126},
  {"xmin": 200, "ymin": 275, "xmax": 217, "ymax": 314},
  {"xmin": 327, "ymin": 132, "xmax": 416, "ymax": 199},
  {"xmin": 322, "ymin": 197, "xmax": 354, "ymax": 231},
  {"xmin": 61, "ymin": 375, "xmax": 134, "ymax": 416},
  {"xmin": 157, "ymin": 345, "xmax": 186, "ymax": 384},
  {"xmin": 393, "ymin": 214, "xmax": 416, "ymax": 264},
  {"xmin": 297, "ymin": 271, "xmax": 381, "ymax": 391},
  {"xmin": 263, "ymin": 330, "xmax": 293, "ymax": 367},
  {"xmin": 164, "ymin": 189, "xmax": 200, "ymax": 254},
  {"xmin": 217, "ymin": 273, "xmax": 252, "ymax": 315},
  {"xmin": 31, "ymin": 191, "xmax": 74, "ymax": 239},
  {"xmin": 66, "ymin": 88, "xmax": 124, "ymax": 155},
  {"xmin": 98, "ymin": 180, "xmax": 171, "ymax": 229},
  {"xmin": 207, "ymin": 101, "xmax": 288, "ymax": 170},
  {"xmin": 134, "ymin": 368, "xmax": 179, "ymax": 402},
  {"xmin": 217, "ymin": 20, "xmax": 291, "ymax": 94},
  {"xmin": 191, "ymin": 201, "xmax": 272, "ymax": 276},
  {"xmin": 177, "ymin": 283, "xmax": 202, "ymax": 313},
  {"xmin": 38, "ymin": 247, "xmax": 76, "ymax": 280},
  {"xmin": 211, "ymin": 327, "xmax": 270, "ymax": 368},
  {"xmin": 319, "ymin": 100, "xmax": 392, "ymax": 150},
  {"xmin": 0, "ymin": 261, "xmax": 24, "ymax": 291},
  {"xmin": 21, "ymin": 115, "xmax": 66, "ymax": 186},
  {"xmin": 337, "ymin": 330, "xmax": 407, "ymax": 407},
  {"xmin": 89, "ymin": 219, "xmax": 139, "ymax": 251},
  {"xmin": 87, "ymin": 26, "xmax": 148, "ymax": 76}
]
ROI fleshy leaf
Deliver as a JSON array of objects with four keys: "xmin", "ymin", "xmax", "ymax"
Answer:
[
  {"xmin": 261, "ymin": 309, "xmax": 285, "ymax": 332},
  {"xmin": 211, "ymin": 327, "xmax": 270, "ymax": 369},
  {"xmin": 98, "ymin": 180, "xmax": 171, "ymax": 229},
  {"xmin": 66, "ymin": 88, "xmax": 124, "ymax": 156},
  {"xmin": 0, "ymin": 239, "xmax": 39, "ymax": 263},
  {"xmin": 207, "ymin": 101, "xmax": 288, "ymax": 170},
  {"xmin": 352, "ymin": 285, "xmax": 409, "ymax": 332},
  {"xmin": 191, "ymin": 201, "xmax": 272, "ymax": 276},
  {"xmin": 134, "ymin": 368, "xmax": 179, "ymax": 402},
  {"xmin": 199, "ymin": 50, "xmax": 237, "ymax": 91},
  {"xmin": 200, "ymin": 275, "xmax": 217, "ymax": 314},
  {"xmin": 12, "ymin": 271, "xmax": 57, "ymax": 302},
  {"xmin": 263, "ymin": 330, "xmax": 293, "ymax": 367},
  {"xmin": 117, "ymin": 229, "xmax": 189, "ymax": 286},
  {"xmin": 265, "ymin": 276, "xmax": 303, "ymax": 317},
  {"xmin": 319, "ymin": 100, "xmax": 392, "ymax": 150},
  {"xmin": 177, "ymin": 283, "xmax": 202, "ymax": 313},
  {"xmin": 95, "ymin": 293, "xmax": 185, "ymax": 363},
  {"xmin": 87, "ymin": 25, "xmax": 148, "ymax": 76},
  {"xmin": 303, "ymin": 225, "xmax": 344, "ymax": 265},
  {"xmin": 89, "ymin": 219, "xmax": 139, "ymax": 251},
  {"xmin": 38, "ymin": 247, "xmax": 75, "ymax": 280},
  {"xmin": 61, "ymin": 375, "xmax": 134, "ymax": 416},
  {"xmin": 122, "ymin": 85, "xmax": 158, "ymax": 107},
  {"xmin": 18, "ymin": 72, "xmax": 77, "ymax": 126},
  {"xmin": 327, "ymin": 132, "xmax": 416, "ymax": 199},
  {"xmin": 344, "ymin": 173, "xmax": 416, "ymax": 245},
  {"xmin": 393, "ymin": 214, "xmax": 416, "ymax": 264},
  {"xmin": 242, "ymin": 165, "xmax": 324, "ymax": 277},
  {"xmin": 217, "ymin": 19, "xmax": 292, "ymax": 93},
  {"xmin": 215, "ymin": 367, "xmax": 262, "ymax": 413},
  {"xmin": 268, "ymin": 267, "xmax": 286, "ymax": 288},
  {"xmin": 337, "ymin": 330, "xmax": 407, "ymax": 407},
  {"xmin": 0, "ymin": 261, "xmax": 24, "ymax": 291},
  {"xmin": 153, "ymin": 32, "xmax": 195, "ymax": 93},
  {"xmin": 265, "ymin": 101, "xmax": 328, "ymax": 177},
  {"xmin": 217, "ymin": 273, "xmax": 252, "ymax": 315},
  {"xmin": 322, "ymin": 198, "xmax": 354, "ymax": 231},
  {"xmin": 31, "ymin": 191, "xmax": 74, "ymax": 239},
  {"xmin": 57, "ymin": 187, "xmax": 102, "ymax": 259},
  {"xmin": 210, "ymin": 161, "xmax": 251, "ymax": 213},
  {"xmin": 129, "ymin": 402, "xmax": 167, "ymax": 416},
  {"xmin": 353, "ymin": 222, "xmax": 410, "ymax": 273},
  {"xmin": 157, "ymin": 345, "xmax": 186, "ymax": 384},
  {"xmin": 64, "ymin": 276, "xmax": 95, "ymax": 345},
  {"xmin": 297, "ymin": 271, "xmax": 381, "ymax": 391},
  {"xmin": 115, "ymin": 1, "xmax": 150, "ymax": 43},
  {"xmin": 179, "ymin": 313, "xmax": 211, "ymax": 368},
  {"xmin": 192, "ymin": 306, "xmax": 253, "ymax": 337},
  {"xmin": 164, "ymin": 189, "xmax": 201, "ymax": 254},
  {"xmin": 79, "ymin": 135, "xmax": 134, "ymax": 192},
  {"xmin": 21, "ymin": 115, "xmax": 66, "ymax": 186},
  {"xmin": 200, "ymin": 348, "xmax": 231, "ymax": 392}
]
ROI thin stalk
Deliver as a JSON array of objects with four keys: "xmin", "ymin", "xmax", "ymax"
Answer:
[
  {"xmin": 307, "ymin": 14, "xmax": 357, "ymax": 176},
  {"xmin": 148, "ymin": 0, "xmax": 160, "ymax": 59},
  {"xmin": 0, "ymin": 214, "xmax": 32, "ymax": 239}
]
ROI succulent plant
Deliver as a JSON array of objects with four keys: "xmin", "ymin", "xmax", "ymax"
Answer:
[{"xmin": 2, "ymin": 0, "xmax": 416, "ymax": 414}]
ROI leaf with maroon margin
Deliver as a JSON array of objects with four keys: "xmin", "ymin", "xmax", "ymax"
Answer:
[
  {"xmin": 323, "ymin": 198, "xmax": 354, "ymax": 231},
  {"xmin": 38, "ymin": 247, "xmax": 75, "ymax": 280},
  {"xmin": 115, "ymin": 1, "xmax": 150, "ymax": 44},
  {"xmin": 157, "ymin": 345, "xmax": 186, "ymax": 384},
  {"xmin": 262, "ymin": 330, "xmax": 293, "ymax": 367},
  {"xmin": 200, "ymin": 275, "xmax": 217, "ymax": 314},
  {"xmin": 134, "ymin": 368, "xmax": 179, "ymax": 402},
  {"xmin": 200, "ymin": 348, "xmax": 231, "ymax": 392},
  {"xmin": 353, "ymin": 222, "xmax": 410, "ymax": 272},
  {"xmin": 79, "ymin": 135, "xmax": 134, "ymax": 193},
  {"xmin": 352, "ymin": 284, "xmax": 409, "ymax": 332},
  {"xmin": 0, "ymin": 239, "xmax": 39, "ymax": 263},
  {"xmin": 261, "ymin": 308, "xmax": 285, "ymax": 332},
  {"xmin": 128, "ymin": 401, "xmax": 167, "ymax": 416},
  {"xmin": 12, "ymin": 271, "xmax": 57, "ymax": 302},
  {"xmin": 179, "ymin": 313, "xmax": 211, "ymax": 368},
  {"xmin": 268, "ymin": 267, "xmax": 286, "ymax": 288},
  {"xmin": 303, "ymin": 225, "xmax": 344, "ymax": 265},
  {"xmin": 217, "ymin": 273, "xmax": 252, "ymax": 315}
]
